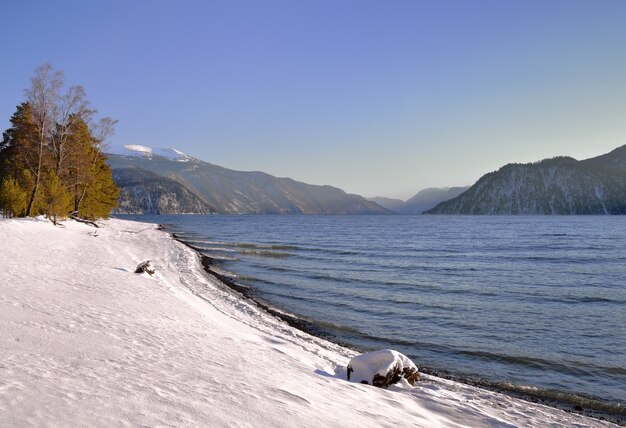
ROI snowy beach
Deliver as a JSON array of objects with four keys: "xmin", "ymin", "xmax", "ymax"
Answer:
[{"xmin": 0, "ymin": 217, "xmax": 616, "ymax": 427}]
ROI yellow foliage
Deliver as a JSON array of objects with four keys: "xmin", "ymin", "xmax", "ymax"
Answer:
[
  {"xmin": 43, "ymin": 172, "xmax": 72, "ymax": 225},
  {"xmin": 0, "ymin": 176, "xmax": 28, "ymax": 218}
]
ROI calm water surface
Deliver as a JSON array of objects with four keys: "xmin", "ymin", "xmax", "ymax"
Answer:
[{"xmin": 121, "ymin": 215, "xmax": 626, "ymax": 415}]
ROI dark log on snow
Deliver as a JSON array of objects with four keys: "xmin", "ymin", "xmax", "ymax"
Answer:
[
  {"xmin": 70, "ymin": 214, "xmax": 100, "ymax": 228},
  {"xmin": 135, "ymin": 260, "xmax": 155, "ymax": 276}
]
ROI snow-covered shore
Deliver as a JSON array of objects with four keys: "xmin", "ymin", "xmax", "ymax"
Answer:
[{"xmin": 0, "ymin": 218, "xmax": 614, "ymax": 427}]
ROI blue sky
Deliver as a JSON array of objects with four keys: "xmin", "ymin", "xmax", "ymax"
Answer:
[{"xmin": 2, "ymin": 0, "xmax": 626, "ymax": 199}]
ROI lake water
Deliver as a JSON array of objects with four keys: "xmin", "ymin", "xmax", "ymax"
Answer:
[{"xmin": 120, "ymin": 214, "xmax": 626, "ymax": 417}]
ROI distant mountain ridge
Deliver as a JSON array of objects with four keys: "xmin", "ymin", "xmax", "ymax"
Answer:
[
  {"xmin": 399, "ymin": 187, "xmax": 470, "ymax": 214},
  {"xmin": 426, "ymin": 145, "xmax": 626, "ymax": 215},
  {"xmin": 368, "ymin": 187, "xmax": 469, "ymax": 214},
  {"xmin": 367, "ymin": 197, "xmax": 405, "ymax": 212},
  {"xmin": 106, "ymin": 145, "xmax": 389, "ymax": 215}
]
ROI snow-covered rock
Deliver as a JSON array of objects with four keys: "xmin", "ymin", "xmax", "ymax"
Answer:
[{"xmin": 347, "ymin": 349, "xmax": 420, "ymax": 387}]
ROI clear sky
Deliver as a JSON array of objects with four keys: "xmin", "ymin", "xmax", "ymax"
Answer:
[{"xmin": 2, "ymin": 0, "xmax": 626, "ymax": 199}]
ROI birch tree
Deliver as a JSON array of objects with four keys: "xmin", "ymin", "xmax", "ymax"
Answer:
[
  {"xmin": 51, "ymin": 84, "xmax": 94, "ymax": 177},
  {"xmin": 24, "ymin": 63, "xmax": 63, "ymax": 216}
]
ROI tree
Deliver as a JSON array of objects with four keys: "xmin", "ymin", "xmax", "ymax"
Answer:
[
  {"xmin": 43, "ymin": 172, "xmax": 71, "ymax": 225},
  {"xmin": 0, "ymin": 103, "xmax": 40, "ymax": 184},
  {"xmin": 0, "ymin": 104, "xmax": 41, "ymax": 214},
  {"xmin": 81, "ymin": 117, "xmax": 119, "ymax": 219},
  {"xmin": 24, "ymin": 64, "xmax": 63, "ymax": 216},
  {"xmin": 63, "ymin": 116, "xmax": 119, "ymax": 218},
  {"xmin": 0, "ymin": 176, "xmax": 28, "ymax": 218},
  {"xmin": 64, "ymin": 115, "xmax": 93, "ymax": 211},
  {"xmin": 78, "ymin": 153, "xmax": 119, "ymax": 219},
  {"xmin": 51, "ymin": 85, "xmax": 94, "ymax": 177}
]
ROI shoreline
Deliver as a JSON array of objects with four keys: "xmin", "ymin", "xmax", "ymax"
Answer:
[
  {"xmin": 178, "ymin": 234, "xmax": 369, "ymax": 352},
  {"xmin": 169, "ymin": 228, "xmax": 624, "ymax": 426},
  {"xmin": 1, "ymin": 216, "xmax": 618, "ymax": 427}
]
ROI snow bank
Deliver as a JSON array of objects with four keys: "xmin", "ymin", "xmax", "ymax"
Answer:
[{"xmin": 0, "ymin": 217, "xmax": 613, "ymax": 427}]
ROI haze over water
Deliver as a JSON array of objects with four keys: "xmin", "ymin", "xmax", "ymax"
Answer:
[{"xmin": 126, "ymin": 214, "xmax": 626, "ymax": 416}]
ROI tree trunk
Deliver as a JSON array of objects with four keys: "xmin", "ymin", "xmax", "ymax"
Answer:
[
  {"xmin": 55, "ymin": 148, "xmax": 62, "ymax": 176},
  {"xmin": 74, "ymin": 172, "xmax": 80, "ymax": 213},
  {"xmin": 26, "ymin": 130, "xmax": 45, "ymax": 216}
]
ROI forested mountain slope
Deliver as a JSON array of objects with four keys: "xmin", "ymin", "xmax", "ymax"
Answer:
[{"xmin": 426, "ymin": 145, "xmax": 626, "ymax": 215}]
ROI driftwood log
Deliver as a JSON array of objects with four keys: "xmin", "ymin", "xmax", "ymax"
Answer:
[{"xmin": 70, "ymin": 214, "xmax": 99, "ymax": 228}]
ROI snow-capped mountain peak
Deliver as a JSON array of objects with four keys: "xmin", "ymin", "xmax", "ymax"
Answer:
[{"xmin": 106, "ymin": 144, "xmax": 191, "ymax": 162}]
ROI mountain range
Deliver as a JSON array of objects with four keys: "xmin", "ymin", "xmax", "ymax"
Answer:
[
  {"xmin": 107, "ymin": 145, "xmax": 388, "ymax": 215},
  {"xmin": 426, "ymin": 145, "xmax": 626, "ymax": 214},
  {"xmin": 106, "ymin": 144, "xmax": 626, "ymax": 216}
]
